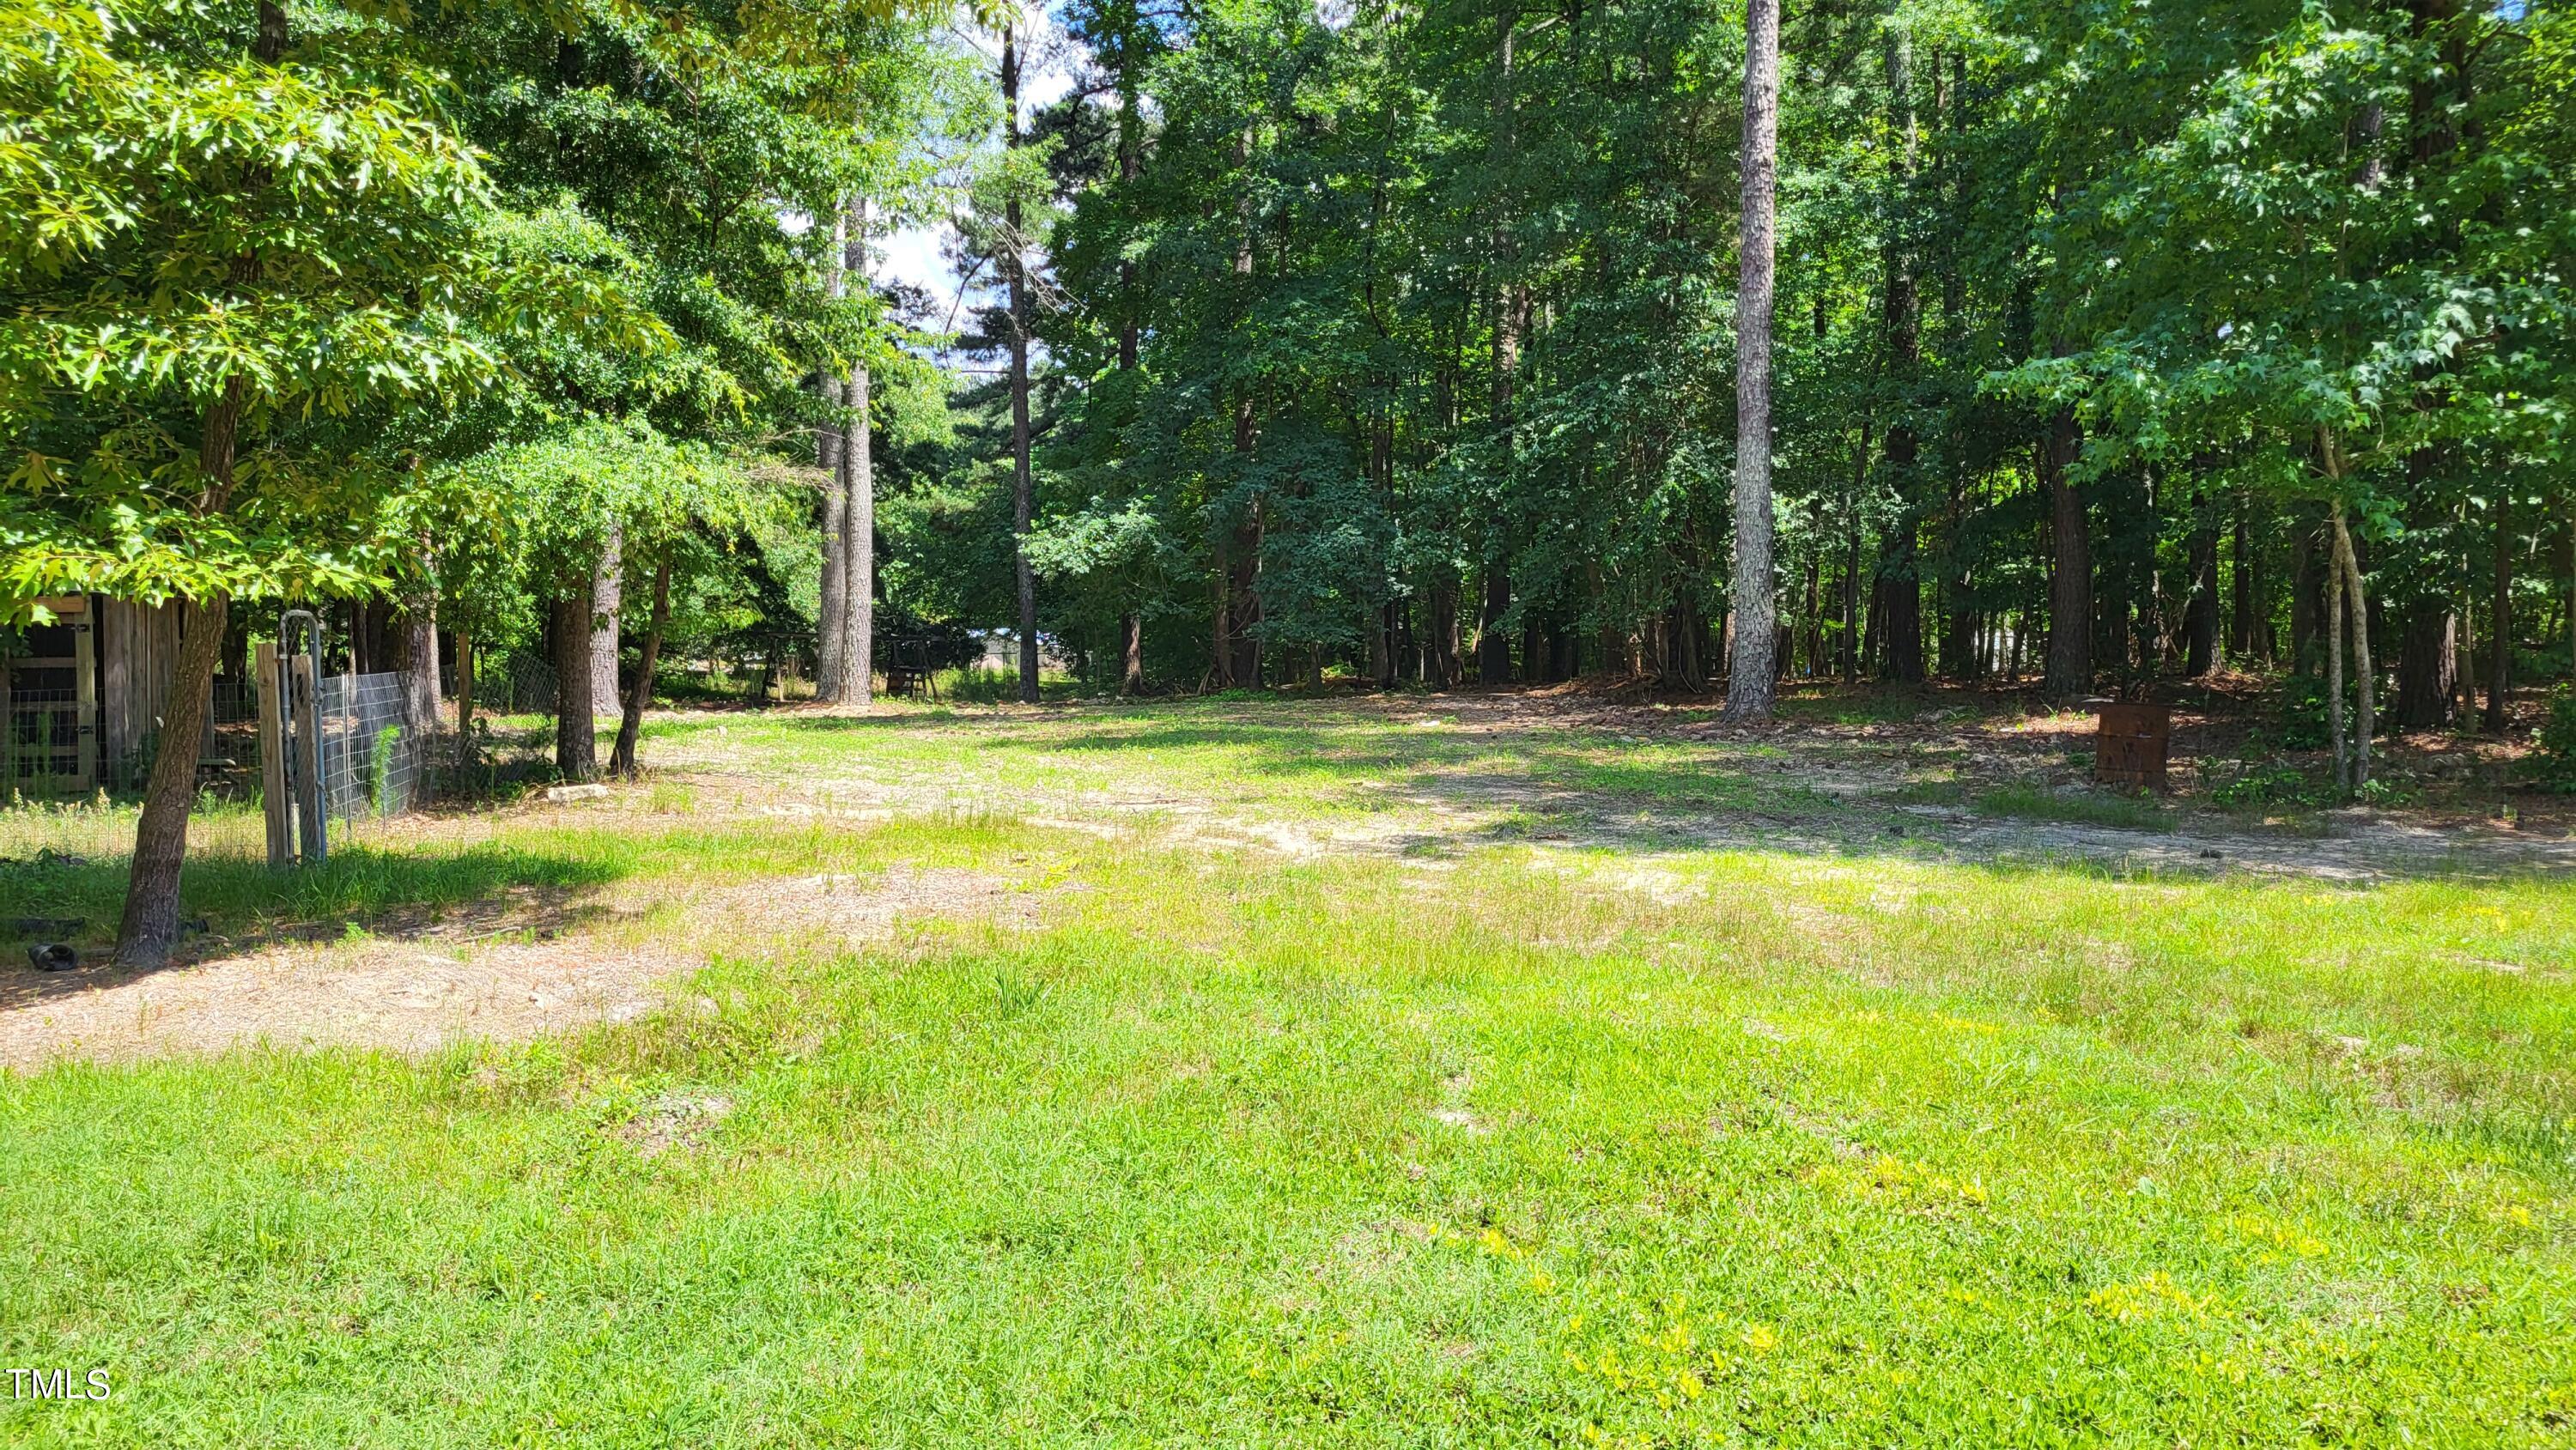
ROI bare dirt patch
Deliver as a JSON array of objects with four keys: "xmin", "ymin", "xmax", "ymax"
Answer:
[
  {"xmin": 2, "ymin": 865, "xmax": 1056, "ymax": 1071},
  {"xmin": 0, "ymin": 937, "xmax": 690, "ymax": 1070},
  {"xmin": 974, "ymin": 689, "xmax": 2576, "ymax": 883}
]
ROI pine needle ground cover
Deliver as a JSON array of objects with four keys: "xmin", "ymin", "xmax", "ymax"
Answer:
[{"xmin": 3, "ymin": 701, "xmax": 2570, "ymax": 1447}]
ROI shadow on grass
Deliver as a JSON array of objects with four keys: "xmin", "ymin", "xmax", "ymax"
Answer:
[
  {"xmin": 611, "ymin": 695, "xmax": 2573, "ymax": 886},
  {"xmin": 1, "ymin": 845, "xmax": 635, "ymax": 1006},
  {"xmin": 642, "ymin": 711, "xmax": 951, "ymax": 739}
]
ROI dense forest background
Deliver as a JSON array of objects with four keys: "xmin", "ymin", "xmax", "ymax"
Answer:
[
  {"xmin": 960, "ymin": 0, "xmax": 2574, "ymax": 730},
  {"xmin": 4, "ymin": 0, "xmax": 2573, "ymax": 953}
]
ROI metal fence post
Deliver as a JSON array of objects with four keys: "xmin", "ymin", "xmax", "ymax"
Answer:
[
  {"xmin": 257, "ymin": 641, "xmax": 291, "ymax": 867},
  {"xmin": 289, "ymin": 652, "xmax": 324, "ymax": 863}
]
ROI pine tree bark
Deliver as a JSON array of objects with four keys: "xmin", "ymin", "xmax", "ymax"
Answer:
[
  {"xmin": 2040, "ymin": 407, "xmax": 2090, "ymax": 698},
  {"xmin": 1004, "ymin": 25, "xmax": 1039, "ymax": 705},
  {"xmin": 829, "ymin": 195, "xmax": 875, "ymax": 706},
  {"xmin": 1479, "ymin": 567, "xmax": 1512, "ymax": 685},
  {"xmin": 2291, "ymin": 508, "xmax": 2325, "ymax": 673},
  {"xmin": 1479, "ymin": 9, "xmax": 1520, "ymax": 689},
  {"xmin": 2230, "ymin": 505, "xmax": 2257, "ymax": 661},
  {"xmin": 2331, "ymin": 499, "xmax": 2374, "ymax": 788},
  {"xmin": 1842, "ymin": 427, "xmax": 1867, "ymax": 682},
  {"xmin": 1222, "ymin": 123, "xmax": 1261, "ymax": 689},
  {"xmin": 2184, "ymin": 495, "xmax": 2219, "ymax": 677},
  {"xmin": 2394, "ymin": 605, "xmax": 2458, "ymax": 730},
  {"xmin": 1116, "ymin": 58, "xmax": 1144, "ymax": 691},
  {"xmin": 2328, "ymin": 527, "xmax": 2349, "ymax": 792},
  {"xmin": 2484, "ymin": 487, "xmax": 2510, "ymax": 731},
  {"xmin": 1801, "ymin": 547, "xmax": 1822, "ymax": 676},
  {"xmin": 1228, "ymin": 476, "xmax": 1263, "ymax": 688},
  {"xmin": 817, "ymin": 203, "xmax": 849, "ymax": 700},
  {"xmin": 1209, "ymin": 550, "xmax": 1230, "ymax": 689},
  {"xmin": 1723, "ymin": 0, "xmax": 1782, "ymax": 717},
  {"xmin": 1876, "ymin": 27, "xmax": 1924, "ymax": 685},
  {"xmin": 1431, "ymin": 583, "xmax": 1461, "ymax": 688}
]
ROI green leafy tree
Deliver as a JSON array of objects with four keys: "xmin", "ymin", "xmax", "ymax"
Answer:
[{"xmin": 0, "ymin": 0, "xmax": 589, "ymax": 965}]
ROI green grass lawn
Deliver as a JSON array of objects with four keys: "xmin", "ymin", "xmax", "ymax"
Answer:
[{"xmin": 3, "ymin": 700, "xmax": 2571, "ymax": 1446}]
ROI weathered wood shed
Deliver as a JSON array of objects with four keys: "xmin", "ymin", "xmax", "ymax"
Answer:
[{"xmin": 2, "ymin": 594, "xmax": 199, "ymax": 795}]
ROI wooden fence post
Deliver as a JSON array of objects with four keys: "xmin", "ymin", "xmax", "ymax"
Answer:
[
  {"xmin": 70, "ymin": 609, "xmax": 97, "ymax": 791},
  {"xmin": 257, "ymin": 642, "xmax": 291, "ymax": 867}
]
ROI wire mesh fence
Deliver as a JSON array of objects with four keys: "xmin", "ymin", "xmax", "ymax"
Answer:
[
  {"xmin": 481, "ymin": 650, "xmax": 560, "ymax": 716},
  {"xmin": 3, "ymin": 686, "xmax": 88, "ymax": 798},
  {"xmin": 314, "ymin": 670, "xmax": 423, "ymax": 843},
  {"xmin": 447, "ymin": 651, "xmax": 564, "ymax": 790},
  {"xmin": 0, "ymin": 679, "xmax": 265, "ymax": 795},
  {"xmin": 4, "ymin": 635, "xmax": 613, "ymax": 869},
  {"xmin": 2, "ymin": 675, "xmax": 272, "ymax": 864}
]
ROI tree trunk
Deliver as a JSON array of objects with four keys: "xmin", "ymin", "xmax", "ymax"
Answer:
[
  {"xmin": 115, "ymin": 596, "xmax": 227, "ymax": 968},
  {"xmin": 1479, "ymin": 566, "xmax": 1512, "ymax": 685},
  {"xmin": 1842, "ymin": 437, "xmax": 1865, "ymax": 682},
  {"xmin": 841, "ymin": 204, "xmax": 876, "ymax": 705},
  {"xmin": 2393, "ymin": 604, "xmax": 2458, "ymax": 731},
  {"xmin": 1005, "ymin": 26, "xmax": 1039, "ymax": 705},
  {"xmin": 2040, "ymin": 407, "xmax": 2090, "ymax": 699},
  {"xmin": 1210, "ymin": 544, "xmax": 1230, "ymax": 689},
  {"xmin": 2485, "ymin": 487, "xmax": 2510, "ymax": 732},
  {"xmin": 611, "ymin": 555, "xmax": 671, "ymax": 778},
  {"xmin": 2230, "ymin": 504, "xmax": 2257, "ymax": 663},
  {"xmin": 401, "ymin": 558, "xmax": 441, "ymax": 741},
  {"xmin": 2291, "ymin": 508, "xmax": 2325, "ymax": 673},
  {"xmin": 1801, "ymin": 547, "xmax": 1822, "ymax": 676},
  {"xmin": 1431, "ymin": 583, "xmax": 1461, "ymax": 688},
  {"xmin": 1879, "ymin": 550, "xmax": 1923, "ymax": 683},
  {"xmin": 1724, "ymin": 0, "xmax": 1782, "ymax": 718},
  {"xmin": 116, "ymin": 361, "xmax": 254, "ymax": 969},
  {"xmin": 591, "ymin": 525, "xmax": 622, "ymax": 716},
  {"xmin": 1876, "ymin": 28, "xmax": 1924, "ymax": 686},
  {"xmin": 817, "ymin": 201, "xmax": 849, "ymax": 700},
  {"xmin": 1227, "ymin": 407, "xmax": 1262, "ymax": 689},
  {"xmin": 1941, "ymin": 475, "xmax": 1974, "ymax": 678},
  {"xmin": 453, "ymin": 628, "xmax": 477, "ymax": 770},
  {"xmin": 1671, "ymin": 593, "xmax": 1709, "ymax": 693},
  {"xmin": 2332, "ymin": 501, "xmax": 2373, "ymax": 788},
  {"xmin": 2184, "ymin": 499, "xmax": 2218, "ymax": 677},
  {"xmin": 2328, "ymin": 525, "xmax": 2348, "ymax": 791},
  {"xmin": 553, "ymin": 591, "xmax": 596, "ymax": 780},
  {"xmin": 1481, "ymin": 11, "xmax": 1521, "ymax": 691}
]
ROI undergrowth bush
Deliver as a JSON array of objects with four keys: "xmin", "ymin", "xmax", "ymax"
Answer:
[
  {"xmin": 2531, "ymin": 687, "xmax": 2576, "ymax": 792},
  {"xmin": 2274, "ymin": 674, "xmax": 2386, "ymax": 751},
  {"xmin": 2208, "ymin": 765, "xmax": 2330, "ymax": 810}
]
